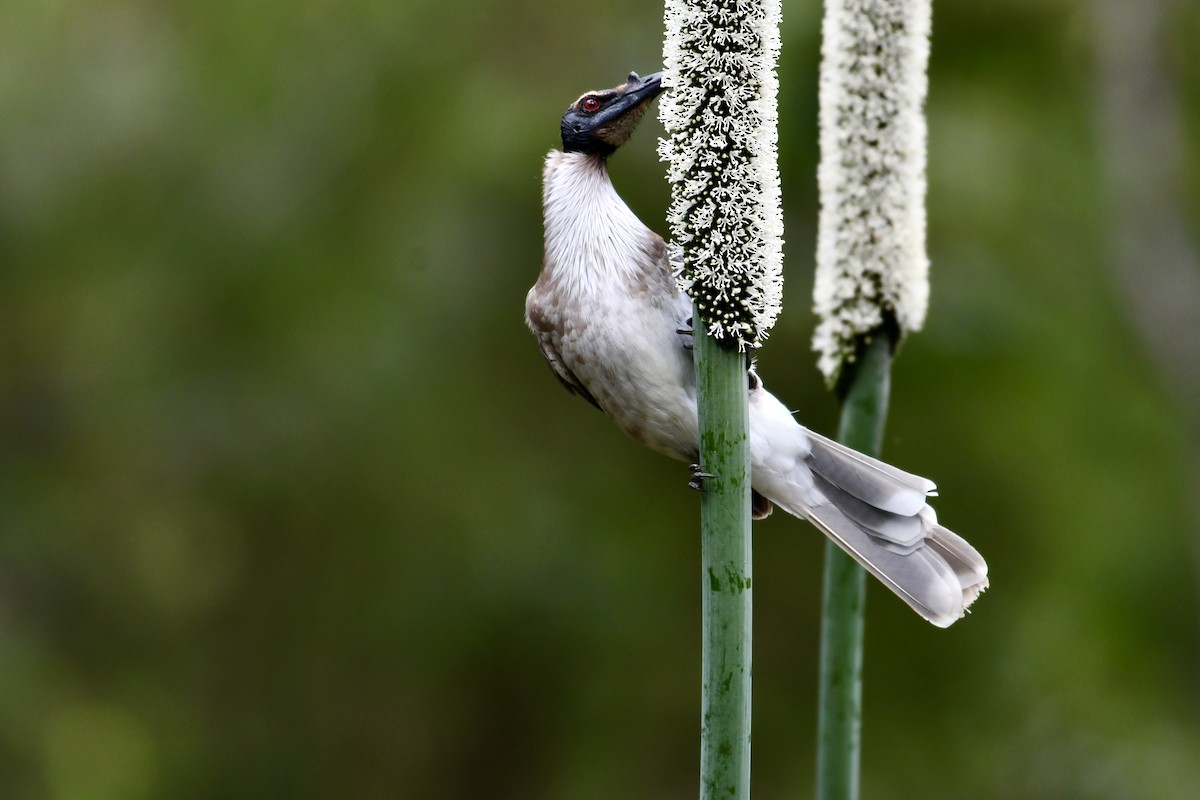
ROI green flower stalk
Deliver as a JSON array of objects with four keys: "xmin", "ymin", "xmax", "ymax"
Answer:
[
  {"xmin": 813, "ymin": 2, "xmax": 934, "ymax": 799},
  {"xmin": 661, "ymin": 1, "xmax": 783, "ymax": 798}
]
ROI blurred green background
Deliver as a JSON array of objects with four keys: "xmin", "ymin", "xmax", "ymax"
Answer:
[{"xmin": 2, "ymin": 0, "xmax": 1199, "ymax": 798}]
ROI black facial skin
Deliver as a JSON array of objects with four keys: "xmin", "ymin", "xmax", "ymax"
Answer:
[{"xmin": 561, "ymin": 71, "xmax": 664, "ymax": 157}]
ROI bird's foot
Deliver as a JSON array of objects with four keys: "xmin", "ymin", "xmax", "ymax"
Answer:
[
  {"xmin": 688, "ymin": 463, "xmax": 715, "ymax": 491},
  {"xmin": 677, "ymin": 316, "xmax": 694, "ymax": 351}
]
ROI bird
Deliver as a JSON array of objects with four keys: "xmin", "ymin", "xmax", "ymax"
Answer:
[{"xmin": 525, "ymin": 70, "xmax": 987, "ymax": 627}]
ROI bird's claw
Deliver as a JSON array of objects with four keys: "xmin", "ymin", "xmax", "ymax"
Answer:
[
  {"xmin": 678, "ymin": 316, "xmax": 695, "ymax": 351},
  {"xmin": 688, "ymin": 463, "xmax": 716, "ymax": 491}
]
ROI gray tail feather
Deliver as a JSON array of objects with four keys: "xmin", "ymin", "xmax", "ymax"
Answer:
[
  {"xmin": 794, "ymin": 501, "xmax": 985, "ymax": 627},
  {"xmin": 772, "ymin": 431, "xmax": 989, "ymax": 627},
  {"xmin": 805, "ymin": 431, "xmax": 935, "ymax": 515},
  {"xmin": 924, "ymin": 523, "xmax": 989, "ymax": 608}
]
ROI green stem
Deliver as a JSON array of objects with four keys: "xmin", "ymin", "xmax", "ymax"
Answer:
[
  {"xmin": 815, "ymin": 332, "xmax": 893, "ymax": 800},
  {"xmin": 694, "ymin": 305, "xmax": 753, "ymax": 800}
]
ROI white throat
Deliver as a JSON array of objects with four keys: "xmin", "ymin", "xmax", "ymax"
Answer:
[{"xmin": 540, "ymin": 151, "xmax": 657, "ymax": 294}]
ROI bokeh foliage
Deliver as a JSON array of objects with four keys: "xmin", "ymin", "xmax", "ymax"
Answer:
[{"xmin": 1, "ymin": 1, "xmax": 1198, "ymax": 798}]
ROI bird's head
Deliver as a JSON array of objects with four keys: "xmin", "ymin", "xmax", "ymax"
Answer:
[{"xmin": 561, "ymin": 71, "xmax": 663, "ymax": 158}]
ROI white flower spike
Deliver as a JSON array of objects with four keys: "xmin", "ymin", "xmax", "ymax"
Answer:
[
  {"xmin": 660, "ymin": 0, "xmax": 784, "ymax": 350},
  {"xmin": 813, "ymin": 0, "xmax": 932, "ymax": 384}
]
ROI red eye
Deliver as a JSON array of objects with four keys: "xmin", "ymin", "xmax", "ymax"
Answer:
[{"xmin": 581, "ymin": 97, "xmax": 601, "ymax": 112}]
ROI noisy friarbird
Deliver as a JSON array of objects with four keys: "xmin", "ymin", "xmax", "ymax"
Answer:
[{"xmin": 525, "ymin": 71, "xmax": 987, "ymax": 626}]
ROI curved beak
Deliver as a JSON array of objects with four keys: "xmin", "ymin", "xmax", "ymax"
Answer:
[{"xmin": 616, "ymin": 71, "xmax": 663, "ymax": 110}]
